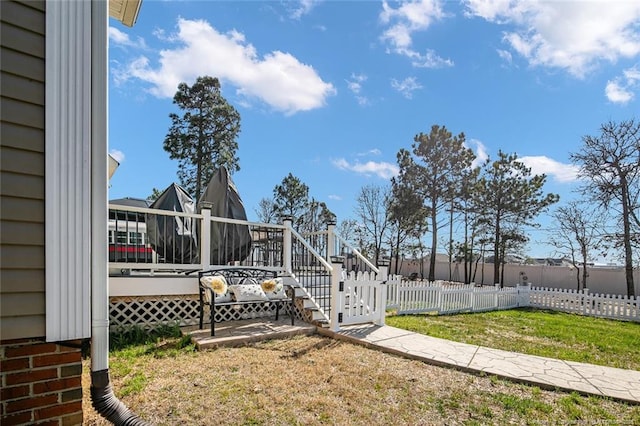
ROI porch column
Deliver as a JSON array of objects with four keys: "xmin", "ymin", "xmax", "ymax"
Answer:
[{"xmin": 283, "ymin": 216, "xmax": 293, "ymax": 274}]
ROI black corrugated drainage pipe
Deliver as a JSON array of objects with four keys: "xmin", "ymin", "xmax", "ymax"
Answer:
[{"xmin": 90, "ymin": 370, "xmax": 152, "ymax": 426}]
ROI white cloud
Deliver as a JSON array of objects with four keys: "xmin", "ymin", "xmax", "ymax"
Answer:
[
  {"xmin": 468, "ymin": 139, "xmax": 488, "ymax": 169},
  {"xmin": 333, "ymin": 158, "xmax": 399, "ymax": 179},
  {"xmin": 109, "ymin": 149, "xmax": 125, "ymax": 164},
  {"xmin": 346, "ymin": 73, "xmax": 367, "ymax": 94},
  {"xmin": 357, "ymin": 149, "xmax": 382, "ymax": 157},
  {"xmin": 391, "ymin": 77, "xmax": 423, "ymax": 99},
  {"xmin": 464, "ymin": 1, "xmax": 640, "ymax": 78},
  {"xmin": 519, "ymin": 156, "xmax": 580, "ymax": 183},
  {"xmin": 109, "ymin": 27, "xmax": 147, "ymax": 49},
  {"xmin": 605, "ymin": 66, "xmax": 640, "ymax": 104},
  {"xmin": 346, "ymin": 73, "xmax": 370, "ymax": 105},
  {"xmin": 409, "ymin": 49, "xmax": 454, "ymax": 68},
  {"xmin": 497, "ymin": 49, "xmax": 513, "ymax": 65},
  {"xmin": 328, "ymin": 194, "xmax": 342, "ymax": 201},
  {"xmin": 379, "ymin": 0, "xmax": 453, "ymax": 68},
  {"xmin": 290, "ymin": 0, "xmax": 320, "ymax": 20},
  {"xmin": 117, "ymin": 18, "xmax": 336, "ymax": 115},
  {"xmin": 605, "ymin": 80, "xmax": 634, "ymax": 104}
]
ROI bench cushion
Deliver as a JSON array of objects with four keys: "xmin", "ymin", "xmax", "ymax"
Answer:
[
  {"xmin": 200, "ymin": 275, "xmax": 233, "ymax": 303},
  {"xmin": 229, "ymin": 281, "xmax": 269, "ymax": 302},
  {"xmin": 261, "ymin": 278, "xmax": 287, "ymax": 299}
]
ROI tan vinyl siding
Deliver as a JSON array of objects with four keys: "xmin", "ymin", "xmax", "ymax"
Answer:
[
  {"xmin": 0, "ymin": 0, "xmax": 46, "ymax": 341},
  {"xmin": 1, "ymin": 71, "xmax": 45, "ymax": 106},
  {"xmin": 0, "ymin": 146, "xmax": 44, "ymax": 176},
  {"xmin": 0, "ymin": 269, "xmax": 46, "ymax": 292}
]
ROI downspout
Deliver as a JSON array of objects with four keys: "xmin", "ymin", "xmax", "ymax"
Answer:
[{"xmin": 90, "ymin": 1, "xmax": 150, "ymax": 424}]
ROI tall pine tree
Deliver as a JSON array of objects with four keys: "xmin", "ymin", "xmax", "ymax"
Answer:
[{"xmin": 163, "ymin": 76, "xmax": 241, "ymax": 201}]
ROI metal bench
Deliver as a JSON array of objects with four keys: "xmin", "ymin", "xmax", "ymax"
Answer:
[{"xmin": 197, "ymin": 268, "xmax": 295, "ymax": 336}]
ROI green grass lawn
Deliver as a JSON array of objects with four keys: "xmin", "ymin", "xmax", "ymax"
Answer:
[{"xmin": 386, "ymin": 308, "xmax": 640, "ymax": 370}]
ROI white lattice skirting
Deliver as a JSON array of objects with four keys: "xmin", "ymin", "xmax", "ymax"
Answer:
[{"xmin": 109, "ymin": 295, "xmax": 303, "ymax": 331}]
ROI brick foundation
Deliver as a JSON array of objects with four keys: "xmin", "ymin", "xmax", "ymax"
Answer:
[{"xmin": 1, "ymin": 339, "xmax": 84, "ymax": 426}]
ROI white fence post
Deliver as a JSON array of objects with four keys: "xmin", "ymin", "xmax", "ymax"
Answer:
[
  {"xmin": 283, "ymin": 216, "xmax": 293, "ymax": 275},
  {"xmin": 329, "ymin": 256, "xmax": 344, "ymax": 332},
  {"xmin": 582, "ymin": 288, "xmax": 590, "ymax": 315},
  {"xmin": 199, "ymin": 204, "xmax": 212, "ymax": 271},
  {"xmin": 375, "ymin": 264, "xmax": 389, "ymax": 326}
]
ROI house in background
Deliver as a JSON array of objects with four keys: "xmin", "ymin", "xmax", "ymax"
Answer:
[{"xmin": 1, "ymin": 1, "xmax": 142, "ymax": 424}]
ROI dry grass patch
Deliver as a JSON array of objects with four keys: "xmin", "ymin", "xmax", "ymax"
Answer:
[{"xmin": 82, "ymin": 335, "xmax": 639, "ymax": 425}]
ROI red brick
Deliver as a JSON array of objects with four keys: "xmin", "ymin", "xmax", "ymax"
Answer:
[
  {"xmin": 62, "ymin": 411, "xmax": 83, "ymax": 425},
  {"xmin": 34, "ymin": 401, "xmax": 81, "ymax": 421},
  {"xmin": 58, "ymin": 342, "xmax": 82, "ymax": 354},
  {"xmin": 5, "ymin": 343, "xmax": 57, "ymax": 358},
  {"xmin": 61, "ymin": 388, "xmax": 82, "ymax": 403},
  {"xmin": 6, "ymin": 394, "xmax": 58, "ymax": 413},
  {"xmin": 0, "ymin": 338, "xmax": 31, "ymax": 346},
  {"xmin": 33, "ymin": 352, "xmax": 81, "ymax": 368},
  {"xmin": 6, "ymin": 368, "xmax": 58, "ymax": 385},
  {"xmin": 1, "ymin": 384, "xmax": 30, "ymax": 401},
  {"xmin": 33, "ymin": 377, "xmax": 81, "ymax": 394},
  {"xmin": 60, "ymin": 365, "xmax": 81, "ymax": 378},
  {"xmin": 1, "ymin": 357, "xmax": 30, "ymax": 372},
  {"xmin": 34, "ymin": 421, "xmax": 60, "ymax": 426},
  {"xmin": 1, "ymin": 411, "xmax": 33, "ymax": 425}
]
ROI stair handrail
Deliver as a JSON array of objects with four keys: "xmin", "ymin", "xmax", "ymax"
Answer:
[
  {"xmin": 333, "ymin": 232, "xmax": 379, "ymax": 274},
  {"xmin": 288, "ymin": 226, "xmax": 334, "ymax": 272}
]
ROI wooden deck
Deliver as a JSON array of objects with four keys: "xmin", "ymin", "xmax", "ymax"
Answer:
[{"xmin": 184, "ymin": 318, "xmax": 317, "ymax": 350}]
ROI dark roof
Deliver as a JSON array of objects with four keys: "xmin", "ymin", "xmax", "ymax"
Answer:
[{"xmin": 109, "ymin": 197, "xmax": 150, "ymax": 208}]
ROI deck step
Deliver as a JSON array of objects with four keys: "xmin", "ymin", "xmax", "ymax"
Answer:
[{"xmin": 188, "ymin": 319, "xmax": 317, "ymax": 350}]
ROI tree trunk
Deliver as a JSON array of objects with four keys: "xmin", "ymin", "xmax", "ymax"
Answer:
[
  {"xmin": 448, "ymin": 201, "xmax": 453, "ymax": 281},
  {"xmin": 429, "ymin": 203, "xmax": 437, "ymax": 282},
  {"xmin": 493, "ymin": 219, "xmax": 501, "ymax": 286},
  {"xmin": 580, "ymin": 247, "xmax": 588, "ymax": 292},
  {"xmin": 621, "ymin": 176, "xmax": 636, "ymax": 297}
]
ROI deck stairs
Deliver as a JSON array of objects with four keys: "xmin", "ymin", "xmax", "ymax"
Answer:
[{"xmin": 282, "ymin": 273, "xmax": 332, "ymax": 327}]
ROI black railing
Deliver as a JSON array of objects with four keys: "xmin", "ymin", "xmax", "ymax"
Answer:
[{"xmin": 291, "ymin": 236, "xmax": 331, "ymax": 319}]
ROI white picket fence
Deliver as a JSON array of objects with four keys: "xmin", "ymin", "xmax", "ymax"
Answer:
[
  {"xmin": 386, "ymin": 278, "xmax": 640, "ymax": 322},
  {"xmin": 528, "ymin": 287, "xmax": 640, "ymax": 321}
]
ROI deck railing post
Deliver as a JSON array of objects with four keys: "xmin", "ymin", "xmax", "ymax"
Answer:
[
  {"xmin": 329, "ymin": 256, "xmax": 344, "ymax": 332},
  {"xmin": 199, "ymin": 204, "xmax": 212, "ymax": 271},
  {"xmin": 283, "ymin": 216, "xmax": 293, "ymax": 275},
  {"xmin": 327, "ymin": 220, "xmax": 336, "ymax": 262}
]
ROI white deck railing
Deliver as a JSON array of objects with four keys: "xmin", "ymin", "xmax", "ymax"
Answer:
[{"xmin": 108, "ymin": 203, "xmax": 287, "ymax": 273}]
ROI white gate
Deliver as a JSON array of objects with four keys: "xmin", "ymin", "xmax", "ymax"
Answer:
[{"xmin": 330, "ymin": 270, "xmax": 387, "ymax": 331}]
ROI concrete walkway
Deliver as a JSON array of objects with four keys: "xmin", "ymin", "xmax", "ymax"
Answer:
[{"xmin": 318, "ymin": 324, "xmax": 640, "ymax": 405}]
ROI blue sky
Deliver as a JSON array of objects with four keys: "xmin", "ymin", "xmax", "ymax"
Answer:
[{"xmin": 107, "ymin": 0, "xmax": 640, "ymax": 258}]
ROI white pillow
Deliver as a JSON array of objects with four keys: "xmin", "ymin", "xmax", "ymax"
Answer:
[
  {"xmin": 200, "ymin": 275, "xmax": 232, "ymax": 303},
  {"xmin": 261, "ymin": 278, "xmax": 287, "ymax": 299},
  {"xmin": 229, "ymin": 283, "xmax": 269, "ymax": 302}
]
